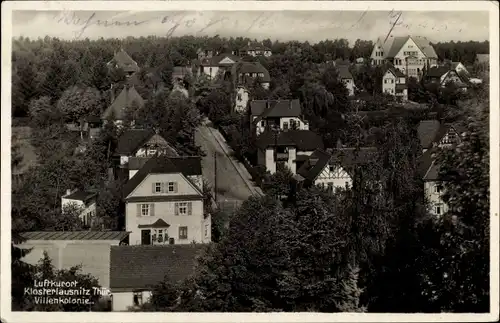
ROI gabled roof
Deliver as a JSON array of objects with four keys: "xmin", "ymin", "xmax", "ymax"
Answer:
[
  {"xmin": 21, "ymin": 231, "xmax": 130, "ymax": 241},
  {"xmin": 337, "ymin": 65, "xmax": 353, "ymax": 79},
  {"xmin": 122, "ymin": 155, "xmax": 203, "ymax": 198},
  {"xmin": 380, "ymin": 35, "xmax": 437, "ymax": 59},
  {"xmin": 110, "ymin": 245, "xmax": 206, "ymax": 291},
  {"xmin": 256, "ymin": 130, "xmax": 324, "ymax": 151},
  {"xmin": 200, "ymin": 54, "xmax": 241, "ymax": 67},
  {"xmin": 296, "ymin": 149, "xmax": 332, "ymax": 182},
  {"xmin": 108, "ymin": 49, "xmax": 140, "ymax": 73},
  {"xmin": 102, "ymin": 86, "xmax": 145, "ymax": 120},
  {"xmin": 417, "ymin": 120, "xmax": 459, "ymax": 149},
  {"xmin": 250, "ymin": 99, "xmax": 302, "ymax": 118},
  {"xmin": 232, "ymin": 61, "xmax": 271, "ymax": 83},
  {"xmin": 383, "ymin": 64, "xmax": 405, "ymax": 78},
  {"xmin": 115, "ymin": 129, "xmax": 155, "ymax": 155},
  {"xmin": 63, "ymin": 189, "xmax": 97, "ymax": 202}
]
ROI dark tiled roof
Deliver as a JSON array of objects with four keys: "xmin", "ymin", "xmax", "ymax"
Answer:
[
  {"xmin": 385, "ymin": 66, "xmax": 405, "ymax": 78},
  {"xmin": 417, "ymin": 120, "xmax": 452, "ymax": 149},
  {"xmin": 122, "ymin": 156, "xmax": 203, "ymax": 198},
  {"xmin": 417, "ymin": 148, "xmax": 436, "ymax": 179},
  {"xmin": 256, "ymin": 130, "xmax": 324, "ymax": 151},
  {"xmin": 201, "ymin": 54, "xmax": 241, "ymax": 67},
  {"xmin": 296, "ymin": 149, "xmax": 332, "ymax": 181},
  {"xmin": 250, "ymin": 99, "xmax": 302, "ymax": 118},
  {"xmin": 232, "ymin": 62, "xmax": 271, "ymax": 83},
  {"xmin": 110, "ymin": 245, "xmax": 207, "ymax": 290},
  {"xmin": 21, "ymin": 231, "xmax": 130, "ymax": 241},
  {"xmin": 115, "ymin": 129, "xmax": 155, "ymax": 155},
  {"xmin": 109, "ymin": 49, "xmax": 140, "ymax": 73},
  {"xmin": 383, "ymin": 36, "xmax": 437, "ymax": 59},
  {"xmin": 426, "ymin": 66, "xmax": 449, "ymax": 78},
  {"xmin": 337, "ymin": 65, "xmax": 353, "ymax": 79},
  {"xmin": 386, "ymin": 36, "xmax": 410, "ymax": 58},
  {"xmin": 102, "ymin": 86, "xmax": 145, "ymax": 120},
  {"xmin": 64, "ymin": 190, "xmax": 97, "ymax": 202},
  {"xmin": 126, "ymin": 195, "xmax": 203, "ymax": 203},
  {"xmin": 128, "ymin": 157, "xmax": 151, "ymax": 170}
]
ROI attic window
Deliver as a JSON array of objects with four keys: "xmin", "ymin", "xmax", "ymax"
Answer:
[{"xmin": 329, "ymin": 165, "xmax": 334, "ymax": 172}]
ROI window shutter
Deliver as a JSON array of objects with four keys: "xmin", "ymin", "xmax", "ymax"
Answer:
[
  {"xmin": 188, "ymin": 202, "xmax": 192, "ymax": 215},
  {"xmin": 137, "ymin": 204, "xmax": 141, "ymax": 217},
  {"xmin": 174, "ymin": 182, "xmax": 178, "ymax": 193},
  {"xmin": 161, "ymin": 182, "xmax": 166, "ymax": 193},
  {"xmin": 152, "ymin": 183, "xmax": 155, "ymax": 193},
  {"xmin": 150, "ymin": 203, "xmax": 155, "ymax": 217},
  {"xmin": 174, "ymin": 203, "xmax": 179, "ymax": 216}
]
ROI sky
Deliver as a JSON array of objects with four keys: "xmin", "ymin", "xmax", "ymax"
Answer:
[{"xmin": 11, "ymin": 9, "xmax": 490, "ymax": 44}]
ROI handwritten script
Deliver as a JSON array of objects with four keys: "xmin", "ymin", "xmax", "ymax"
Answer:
[{"xmin": 54, "ymin": 10, "xmax": 458, "ymax": 40}]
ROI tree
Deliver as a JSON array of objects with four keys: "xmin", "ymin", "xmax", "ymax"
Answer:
[
  {"xmin": 196, "ymin": 89, "xmax": 232, "ymax": 126},
  {"xmin": 57, "ymin": 86, "xmax": 103, "ymax": 122},
  {"xmin": 28, "ymin": 96, "xmax": 64, "ymax": 128}
]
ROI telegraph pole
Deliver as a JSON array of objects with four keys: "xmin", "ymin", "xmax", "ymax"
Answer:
[{"xmin": 214, "ymin": 151, "xmax": 218, "ymax": 204}]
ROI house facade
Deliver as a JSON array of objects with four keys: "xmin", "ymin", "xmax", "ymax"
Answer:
[
  {"xmin": 61, "ymin": 189, "xmax": 98, "ymax": 227},
  {"xmin": 337, "ymin": 66, "xmax": 355, "ymax": 96},
  {"xmin": 256, "ymin": 130, "xmax": 324, "ymax": 174},
  {"xmin": 239, "ymin": 42, "xmax": 272, "ymax": 57},
  {"xmin": 250, "ymin": 100, "xmax": 310, "ymax": 135},
  {"xmin": 107, "ymin": 48, "xmax": 140, "ymax": 77},
  {"xmin": 122, "ymin": 156, "xmax": 210, "ymax": 246},
  {"xmin": 231, "ymin": 61, "xmax": 271, "ymax": 90},
  {"xmin": 419, "ymin": 149, "xmax": 449, "ymax": 217},
  {"xmin": 109, "ymin": 244, "xmax": 205, "ymax": 311},
  {"xmin": 425, "ymin": 67, "xmax": 469, "ymax": 92},
  {"xmin": 371, "ymin": 36, "xmax": 438, "ymax": 80},
  {"xmin": 197, "ymin": 54, "xmax": 241, "ymax": 80},
  {"xmin": 382, "ymin": 66, "xmax": 408, "ymax": 101},
  {"xmin": 234, "ymin": 86, "xmax": 250, "ymax": 113}
]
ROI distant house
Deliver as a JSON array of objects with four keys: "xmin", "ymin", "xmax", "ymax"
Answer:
[
  {"xmin": 121, "ymin": 155, "xmax": 210, "ymax": 246},
  {"xmin": 101, "ymin": 85, "xmax": 145, "ymax": 125},
  {"xmin": 450, "ymin": 61, "xmax": 470, "ymax": 75},
  {"xmin": 382, "ymin": 66, "xmax": 408, "ymax": 101},
  {"xmin": 256, "ymin": 130, "xmax": 324, "ymax": 174},
  {"xmin": 61, "ymin": 189, "xmax": 98, "ymax": 227},
  {"xmin": 107, "ymin": 48, "xmax": 140, "ymax": 77},
  {"xmin": 172, "ymin": 66, "xmax": 192, "ymax": 84},
  {"xmin": 19, "ymin": 231, "xmax": 130, "ymax": 289},
  {"xmin": 475, "ymin": 53, "xmax": 489, "ymax": 71},
  {"xmin": 418, "ymin": 148, "xmax": 448, "ymax": 217},
  {"xmin": 234, "ymin": 86, "xmax": 250, "ymax": 113},
  {"xmin": 417, "ymin": 120, "xmax": 463, "ymax": 153},
  {"xmin": 425, "ymin": 67, "xmax": 469, "ymax": 91},
  {"xmin": 239, "ymin": 42, "xmax": 272, "ymax": 57},
  {"xmin": 296, "ymin": 147, "xmax": 378, "ymax": 193},
  {"xmin": 231, "ymin": 61, "xmax": 271, "ymax": 90},
  {"xmin": 114, "ymin": 129, "xmax": 179, "ymax": 168},
  {"xmin": 109, "ymin": 244, "xmax": 206, "ymax": 311},
  {"xmin": 371, "ymin": 36, "xmax": 438, "ymax": 80},
  {"xmin": 337, "ymin": 65, "xmax": 355, "ymax": 96},
  {"xmin": 196, "ymin": 53, "xmax": 241, "ymax": 80},
  {"xmin": 250, "ymin": 99, "xmax": 310, "ymax": 135}
]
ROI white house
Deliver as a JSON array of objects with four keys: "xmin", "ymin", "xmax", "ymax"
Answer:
[
  {"xmin": 419, "ymin": 149, "xmax": 449, "ymax": 217},
  {"xmin": 425, "ymin": 66, "xmax": 469, "ymax": 92},
  {"xmin": 250, "ymin": 99, "xmax": 310, "ymax": 136},
  {"xmin": 382, "ymin": 66, "xmax": 408, "ymax": 101},
  {"xmin": 197, "ymin": 53, "xmax": 241, "ymax": 80},
  {"xmin": 109, "ymin": 244, "xmax": 206, "ymax": 311},
  {"xmin": 256, "ymin": 130, "xmax": 324, "ymax": 174},
  {"xmin": 122, "ymin": 155, "xmax": 211, "ymax": 246},
  {"xmin": 371, "ymin": 36, "xmax": 438, "ymax": 80},
  {"xmin": 61, "ymin": 189, "xmax": 98, "ymax": 227},
  {"xmin": 337, "ymin": 66, "xmax": 356, "ymax": 96},
  {"xmin": 296, "ymin": 148, "xmax": 378, "ymax": 192},
  {"xmin": 234, "ymin": 86, "xmax": 250, "ymax": 113}
]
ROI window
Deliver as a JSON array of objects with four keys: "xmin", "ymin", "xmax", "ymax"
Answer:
[
  {"xmin": 384, "ymin": 79, "xmax": 387, "ymax": 84},
  {"xmin": 434, "ymin": 204, "xmax": 443, "ymax": 215},
  {"xmin": 179, "ymin": 226, "xmax": 188, "ymax": 240},
  {"xmin": 391, "ymin": 79, "xmax": 394, "ymax": 84},
  {"xmin": 148, "ymin": 149, "xmax": 157, "ymax": 156},
  {"xmin": 154, "ymin": 182, "xmax": 162, "ymax": 193},
  {"xmin": 260, "ymin": 121, "xmax": 265, "ymax": 127},
  {"xmin": 133, "ymin": 292, "xmax": 143, "ymax": 306},
  {"xmin": 168, "ymin": 182, "xmax": 175, "ymax": 192},
  {"xmin": 327, "ymin": 183, "xmax": 334, "ymax": 193},
  {"xmin": 283, "ymin": 122, "xmax": 289, "ymax": 130},
  {"xmin": 153, "ymin": 229, "xmax": 168, "ymax": 243},
  {"xmin": 345, "ymin": 181, "xmax": 350, "ymax": 188},
  {"xmin": 237, "ymin": 93, "xmax": 242, "ymax": 100},
  {"xmin": 175, "ymin": 202, "xmax": 192, "ymax": 216},
  {"xmin": 290, "ymin": 119, "xmax": 296, "ymax": 129},
  {"xmin": 141, "ymin": 204, "xmax": 150, "ymax": 216},
  {"xmin": 329, "ymin": 165, "xmax": 334, "ymax": 172},
  {"xmin": 178, "ymin": 202, "xmax": 188, "ymax": 215},
  {"xmin": 434, "ymin": 185, "xmax": 441, "ymax": 194}
]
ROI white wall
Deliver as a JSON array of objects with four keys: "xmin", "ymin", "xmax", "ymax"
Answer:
[
  {"xmin": 112, "ymin": 290, "xmax": 152, "ymax": 312},
  {"xmin": 202, "ymin": 66, "xmax": 219, "ymax": 79},
  {"xmin": 314, "ymin": 165, "xmax": 352, "ymax": 191},
  {"xmin": 265, "ymin": 148, "xmax": 275, "ymax": 174},
  {"xmin": 382, "ymin": 71, "xmax": 396, "ymax": 95},
  {"xmin": 342, "ymin": 78, "xmax": 355, "ymax": 96},
  {"xmin": 424, "ymin": 181, "xmax": 449, "ymax": 217}
]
